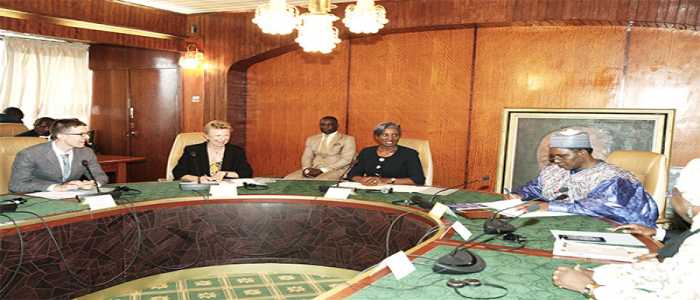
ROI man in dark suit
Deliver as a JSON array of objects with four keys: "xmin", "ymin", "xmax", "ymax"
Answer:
[
  {"xmin": 16, "ymin": 117, "xmax": 55, "ymax": 137},
  {"xmin": 9, "ymin": 118, "xmax": 108, "ymax": 193},
  {"xmin": 0, "ymin": 107, "xmax": 24, "ymax": 123}
]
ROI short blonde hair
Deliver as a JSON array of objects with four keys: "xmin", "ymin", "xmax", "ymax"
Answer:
[{"xmin": 203, "ymin": 120, "xmax": 232, "ymax": 133}]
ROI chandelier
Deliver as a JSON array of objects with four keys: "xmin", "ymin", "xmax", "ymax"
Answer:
[{"xmin": 253, "ymin": 0, "xmax": 388, "ymax": 54}]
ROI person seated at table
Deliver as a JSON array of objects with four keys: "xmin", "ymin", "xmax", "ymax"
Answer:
[
  {"xmin": 347, "ymin": 121, "xmax": 425, "ymax": 186},
  {"xmin": 284, "ymin": 116, "xmax": 356, "ymax": 180},
  {"xmin": 172, "ymin": 120, "xmax": 253, "ymax": 182},
  {"xmin": 510, "ymin": 129, "xmax": 658, "ymax": 227},
  {"xmin": 16, "ymin": 117, "xmax": 55, "ymax": 137},
  {"xmin": 9, "ymin": 118, "xmax": 108, "ymax": 193},
  {"xmin": 551, "ymin": 158, "xmax": 700, "ymax": 299},
  {"xmin": 0, "ymin": 106, "xmax": 24, "ymax": 123}
]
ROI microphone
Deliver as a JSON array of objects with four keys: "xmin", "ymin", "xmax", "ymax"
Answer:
[
  {"xmin": 81, "ymin": 160, "xmax": 101, "ymax": 193},
  {"xmin": 0, "ymin": 197, "xmax": 26, "ymax": 213},
  {"xmin": 432, "ymin": 203, "xmax": 541, "ymax": 274},
  {"xmin": 319, "ymin": 158, "xmax": 359, "ymax": 193},
  {"xmin": 409, "ymin": 176, "xmax": 490, "ymax": 210},
  {"xmin": 483, "ymin": 203, "xmax": 541, "ymax": 234}
]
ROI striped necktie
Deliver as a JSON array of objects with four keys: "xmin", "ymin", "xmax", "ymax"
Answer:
[{"xmin": 61, "ymin": 154, "xmax": 71, "ymax": 181}]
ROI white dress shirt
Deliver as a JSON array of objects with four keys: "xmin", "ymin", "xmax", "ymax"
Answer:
[{"xmin": 47, "ymin": 141, "xmax": 74, "ymax": 191}]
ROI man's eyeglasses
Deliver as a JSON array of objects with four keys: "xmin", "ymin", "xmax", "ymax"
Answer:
[{"xmin": 62, "ymin": 132, "xmax": 90, "ymax": 137}]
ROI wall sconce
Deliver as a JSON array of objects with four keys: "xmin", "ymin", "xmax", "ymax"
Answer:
[{"xmin": 179, "ymin": 44, "xmax": 205, "ymax": 69}]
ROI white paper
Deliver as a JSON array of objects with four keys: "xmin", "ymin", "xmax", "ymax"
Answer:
[
  {"xmin": 383, "ymin": 251, "xmax": 416, "ymax": 280},
  {"xmin": 551, "ymin": 230, "xmax": 645, "ymax": 247},
  {"xmin": 83, "ymin": 194, "xmax": 117, "ymax": 211},
  {"xmin": 337, "ymin": 181, "xmax": 431, "ymax": 193},
  {"xmin": 417, "ymin": 187, "xmax": 459, "ymax": 196},
  {"xmin": 481, "ymin": 199, "xmax": 574, "ymax": 218},
  {"xmin": 553, "ymin": 239, "xmax": 648, "ymax": 262},
  {"xmin": 209, "ymin": 182, "xmax": 238, "ymax": 197},
  {"xmin": 428, "ymin": 202, "xmax": 450, "ymax": 219},
  {"xmin": 28, "ymin": 187, "xmax": 115, "ymax": 200},
  {"xmin": 452, "ymin": 221, "xmax": 472, "ymax": 240},
  {"xmin": 224, "ymin": 178, "xmax": 266, "ymax": 187},
  {"xmin": 324, "ymin": 187, "xmax": 352, "ymax": 199}
]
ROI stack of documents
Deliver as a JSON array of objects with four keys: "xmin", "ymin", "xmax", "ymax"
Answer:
[{"xmin": 550, "ymin": 230, "xmax": 649, "ymax": 262}]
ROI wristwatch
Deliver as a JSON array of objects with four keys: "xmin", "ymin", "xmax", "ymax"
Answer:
[{"xmin": 389, "ymin": 178, "xmax": 396, "ymax": 184}]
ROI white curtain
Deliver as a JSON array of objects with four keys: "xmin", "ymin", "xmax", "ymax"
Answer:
[{"xmin": 0, "ymin": 37, "xmax": 92, "ymax": 127}]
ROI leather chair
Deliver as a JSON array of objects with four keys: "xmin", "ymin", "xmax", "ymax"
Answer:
[
  {"xmin": 397, "ymin": 138, "xmax": 434, "ymax": 186},
  {"xmin": 0, "ymin": 137, "xmax": 46, "ymax": 194},
  {"xmin": 607, "ymin": 150, "xmax": 669, "ymax": 222},
  {"xmin": 165, "ymin": 132, "xmax": 207, "ymax": 180},
  {"xmin": 0, "ymin": 123, "xmax": 28, "ymax": 137}
]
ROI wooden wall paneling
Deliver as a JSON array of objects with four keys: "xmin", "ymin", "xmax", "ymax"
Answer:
[
  {"xmin": 181, "ymin": 68, "xmax": 205, "ymax": 133},
  {"xmin": 0, "ymin": 0, "xmax": 186, "ymax": 36},
  {"xmin": 90, "ymin": 70, "xmax": 128, "ymax": 155},
  {"xmin": 467, "ymin": 26, "xmax": 627, "ymax": 190},
  {"xmin": 245, "ymin": 43, "xmax": 350, "ymax": 177},
  {"xmin": 128, "ymin": 69, "xmax": 181, "ymax": 182},
  {"xmin": 622, "ymin": 27, "xmax": 700, "ymax": 166},
  {"xmin": 348, "ymin": 29, "xmax": 474, "ymax": 187}
]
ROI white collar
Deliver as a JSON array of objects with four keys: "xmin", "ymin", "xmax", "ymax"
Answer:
[{"xmin": 51, "ymin": 141, "xmax": 73, "ymax": 155}]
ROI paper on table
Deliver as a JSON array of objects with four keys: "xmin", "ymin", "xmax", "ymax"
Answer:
[
  {"xmin": 481, "ymin": 199, "xmax": 574, "ymax": 218},
  {"xmin": 417, "ymin": 187, "xmax": 460, "ymax": 196},
  {"xmin": 28, "ymin": 187, "xmax": 115, "ymax": 200},
  {"xmin": 551, "ymin": 230, "xmax": 645, "ymax": 247},
  {"xmin": 338, "ymin": 181, "xmax": 431, "ymax": 193}
]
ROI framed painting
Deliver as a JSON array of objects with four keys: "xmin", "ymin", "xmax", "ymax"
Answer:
[{"xmin": 495, "ymin": 108, "xmax": 675, "ymax": 193}]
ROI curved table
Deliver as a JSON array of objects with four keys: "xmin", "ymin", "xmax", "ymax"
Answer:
[{"xmin": 0, "ymin": 180, "xmax": 657, "ymax": 299}]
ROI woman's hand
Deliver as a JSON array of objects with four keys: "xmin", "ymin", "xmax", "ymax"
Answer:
[
  {"xmin": 360, "ymin": 176, "xmax": 382, "ymax": 186},
  {"xmin": 552, "ymin": 265, "xmax": 595, "ymax": 293},
  {"xmin": 212, "ymin": 172, "xmax": 227, "ymax": 181}
]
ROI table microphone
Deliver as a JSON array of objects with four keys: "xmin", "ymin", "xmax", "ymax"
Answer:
[
  {"xmin": 483, "ymin": 202, "xmax": 541, "ymax": 234},
  {"xmin": 81, "ymin": 160, "xmax": 102, "ymax": 194},
  {"xmin": 409, "ymin": 176, "xmax": 490, "ymax": 210},
  {"xmin": 318, "ymin": 158, "xmax": 359, "ymax": 193},
  {"xmin": 433, "ymin": 203, "xmax": 540, "ymax": 274}
]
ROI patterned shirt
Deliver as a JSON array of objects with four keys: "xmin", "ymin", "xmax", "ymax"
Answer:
[{"xmin": 513, "ymin": 161, "xmax": 658, "ymax": 227}]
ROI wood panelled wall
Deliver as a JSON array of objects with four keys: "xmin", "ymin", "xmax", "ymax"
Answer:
[
  {"xmin": 0, "ymin": 0, "xmax": 185, "ymax": 51},
  {"xmin": 241, "ymin": 25, "xmax": 700, "ymax": 188}
]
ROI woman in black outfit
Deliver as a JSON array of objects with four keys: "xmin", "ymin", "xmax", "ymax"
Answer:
[
  {"xmin": 348, "ymin": 122, "xmax": 425, "ymax": 186},
  {"xmin": 172, "ymin": 120, "xmax": 253, "ymax": 182}
]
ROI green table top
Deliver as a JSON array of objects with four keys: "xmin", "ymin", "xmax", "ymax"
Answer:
[
  {"xmin": 348, "ymin": 245, "xmax": 597, "ymax": 300},
  {"xmin": 0, "ymin": 180, "xmax": 615, "ymax": 252}
]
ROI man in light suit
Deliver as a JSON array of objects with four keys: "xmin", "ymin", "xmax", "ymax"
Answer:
[
  {"xmin": 9, "ymin": 118, "xmax": 108, "ymax": 193},
  {"xmin": 285, "ymin": 116, "xmax": 356, "ymax": 180}
]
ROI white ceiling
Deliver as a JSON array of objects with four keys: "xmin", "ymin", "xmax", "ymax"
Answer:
[{"xmin": 117, "ymin": 0, "xmax": 360, "ymax": 14}]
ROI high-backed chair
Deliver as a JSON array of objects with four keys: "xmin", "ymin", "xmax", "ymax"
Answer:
[
  {"xmin": 0, "ymin": 137, "xmax": 46, "ymax": 194},
  {"xmin": 165, "ymin": 132, "xmax": 207, "ymax": 180},
  {"xmin": 0, "ymin": 123, "xmax": 28, "ymax": 137},
  {"xmin": 606, "ymin": 150, "xmax": 669, "ymax": 222},
  {"xmin": 397, "ymin": 138, "xmax": 434, "ymax": 186}
]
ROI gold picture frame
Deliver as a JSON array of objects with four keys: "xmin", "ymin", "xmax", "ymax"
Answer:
[{"xmin": 495, "ymin": 108, "xmax": 675, "ymax": 193}]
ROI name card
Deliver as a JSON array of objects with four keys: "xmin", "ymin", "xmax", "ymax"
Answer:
[
  {"xmin": 324, "ymin": 187, "xmax": 352, "ymax": 199},
  {"xmin": 209, "ymin": 182, "xmax": 238, "ymax": 198},
  {"xmin": 383, "ymin": 251, "xmax": 416, "ymax": 280},
  {"xmin": 428, "ymin": 202, "xmax": 450, "ymax": 220},
  {"xmin": 83, "ymin": 194, "xmax": 117, "ymax": 211}
]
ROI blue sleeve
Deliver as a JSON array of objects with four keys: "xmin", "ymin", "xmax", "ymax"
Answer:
[
  {"xmin": 512, "ymin": 177, "xmax": 544, "ymax": 201},
  {"xmin": 548, "ymin": 178, "xmax": 659, "ymax": 227}
]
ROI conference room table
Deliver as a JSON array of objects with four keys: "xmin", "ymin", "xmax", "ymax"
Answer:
[{"xmin": 0, "ymin": 180, "xmax": 658, "ymax": 299}]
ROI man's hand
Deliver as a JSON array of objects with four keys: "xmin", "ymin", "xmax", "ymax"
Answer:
[
  {"xmin": 55, "ymin": 181, "xmax": 81, "ymax": 191},
  {"xmin": 610, "ymin": 224, "xmax": 656, "ymax": 237},
  {"xmin": 303, "ymin": 168, "xmax": 323, "ymax": 178},
  {"xmin": 75, "ymin": 180, "xmax": 97, "ymax": 190},
  {"xmin": 504, "ymin": 193, "xmax": 522, "ymax": 200}
]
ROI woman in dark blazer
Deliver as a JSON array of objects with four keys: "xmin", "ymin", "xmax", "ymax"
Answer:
[
  {"xmin": 172, "ymin": 120, "xmax": 253, "ymax": 182},
  {"xmin": 348, "ymin": 122, "xmax": 425, "ymax": 186}
]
